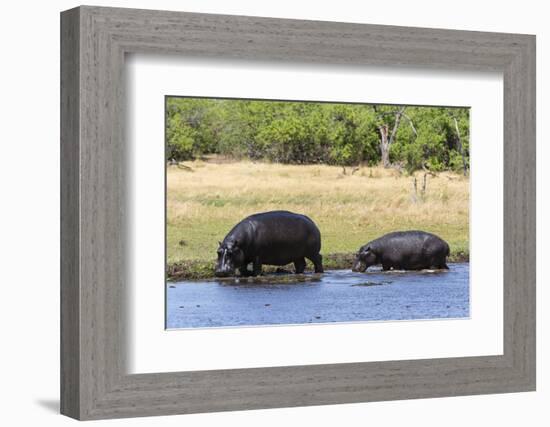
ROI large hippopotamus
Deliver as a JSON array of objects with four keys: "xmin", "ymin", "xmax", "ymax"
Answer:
[
  {"xmin": 215, "ymin": 210, "xmax": 324, "ymax": 277},
  {"xmin": 352, "ymin": 230, "xmax": 450, "ymax": 272}
]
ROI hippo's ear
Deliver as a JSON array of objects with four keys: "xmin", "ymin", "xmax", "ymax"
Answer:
[
  {"xmin": 218, "ymin": 241, "xmax": 222, "ymax": 247},
  {"xmin": 364, "ymin": 246, "xmax": 371, "ymax": 253}
]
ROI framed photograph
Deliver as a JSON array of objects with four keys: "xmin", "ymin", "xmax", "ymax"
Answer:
[
  {"xmin": 61, "ymin": 6, "xmax": 536, "ymax": 420},
  {"xmin": 164, "ymin": 96, "xmax": 471, "ymax": 330}
]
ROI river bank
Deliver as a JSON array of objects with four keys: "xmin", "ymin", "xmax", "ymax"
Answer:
[{"xmin": 167, "ymin": 251, "xmax": 469, "ymax": 281}]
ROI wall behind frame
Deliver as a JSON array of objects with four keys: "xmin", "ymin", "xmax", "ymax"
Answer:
[{"xmin": 0, "ymin": 1, "xmax": 546, "ymax": 426}]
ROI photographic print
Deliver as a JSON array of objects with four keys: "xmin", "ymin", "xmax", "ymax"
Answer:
[{"xmin": 165, "ymin": 97, "xmax": 470, "ymax": 329}]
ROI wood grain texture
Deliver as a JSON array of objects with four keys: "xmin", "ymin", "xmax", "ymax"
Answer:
[
  {"xmin": 60, "ymin": 6, "xmax": 536, "ymax": 420},
  {"xmin": 60, "ymin": 7, "xmax": 80, "ymax": 419}
]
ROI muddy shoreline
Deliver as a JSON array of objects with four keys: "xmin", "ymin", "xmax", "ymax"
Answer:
[{"xmin": 167, "ymin": 251, "xmax": 469, "ymax": 281}]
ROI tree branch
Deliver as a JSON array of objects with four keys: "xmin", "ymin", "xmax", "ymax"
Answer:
[
  {"xmin": 402, "ymin": 113, "xmax": 417, "ymax": 137},
  {"xmin": 388, "ymin": 106, "xmax": 406, "ymax": 145}
]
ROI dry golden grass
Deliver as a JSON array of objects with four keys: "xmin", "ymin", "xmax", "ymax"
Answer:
[{"xmin": 167, "ymin": 160, "xmax": 469, "ymax": 270}]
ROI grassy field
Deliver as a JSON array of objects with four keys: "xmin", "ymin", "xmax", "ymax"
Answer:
[{"xmin": 167, "ymin": 160, "xmax": 469, "ymax": 280}]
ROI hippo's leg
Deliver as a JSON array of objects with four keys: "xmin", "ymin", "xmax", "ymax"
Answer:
[
  {"xmin": 431, "ymin": 256, "xmax": 449, "ymax": 270},
  {"xmin": 382, "ymin": 262, "xmax": 391, "ymax": 271},
  {"xmin": 308, "ymin": 253, "xmax": 324, "ymax": 273},
  {"xmin": 239, "ymin": 264, "xmax": 251, "ymax": 277},
  {"xmin": 252, "ymin": 258, "xmax": 262, "ymax": 276},
  {"xmin": 294, "ymin": 257, "xmax": 306, "ymax": 274}
]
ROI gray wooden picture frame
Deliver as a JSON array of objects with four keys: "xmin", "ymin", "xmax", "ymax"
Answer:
[{"xmin": 60, "ymin": 5, "xmax": 536, "ymax": 420}]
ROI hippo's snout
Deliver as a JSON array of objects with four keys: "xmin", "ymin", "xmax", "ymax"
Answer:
[{"xmin": 352, "ymin": 259, "xmax": 367, "ymax": 273}]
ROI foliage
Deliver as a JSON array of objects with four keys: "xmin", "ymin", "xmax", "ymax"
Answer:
[
  {"xmin": 166, "ymin": 97, "xmax": 470, "ymax": 172},
  {"xmin": 390, "ymin": 107, "xmax": 470, "ymax": 173}
]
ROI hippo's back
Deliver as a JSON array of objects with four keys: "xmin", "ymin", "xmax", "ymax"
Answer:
[
  {"xmin": 374, "ymin": 230, "xmax": 449, "ymax": 262},
  {"xmin": 246, "ymin": 210, "xmax": 317, "ymax": 228},
  {"xmin": 376, "ymin": 230, "xmax": 445, "ymax": 246},
  {"xmin": 245, "ymin": 210, "xmax": 320, "ymax": 241},
  {"xmin": 243, "ymin": 211, "xmax": 321, "ymax": 263}
]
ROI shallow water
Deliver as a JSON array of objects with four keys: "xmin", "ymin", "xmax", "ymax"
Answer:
[{"xmin": 166, "ymin": 263, "xmax": 469, "ymax": 329}]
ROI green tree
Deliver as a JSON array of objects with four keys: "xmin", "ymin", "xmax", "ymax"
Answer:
[{"xmin": 165, "ymin": 97, "xmax": 469, "ymax": 173}]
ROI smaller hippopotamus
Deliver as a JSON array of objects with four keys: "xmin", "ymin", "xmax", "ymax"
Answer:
[{"xmin": 352, "ymin": 230, "xmax": 450, "ymax": 272}]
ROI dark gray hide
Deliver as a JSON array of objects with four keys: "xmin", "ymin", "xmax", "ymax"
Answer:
[
  {"xmin": 215, "ymin": 210, "xmax": 323, "ymax": 277},
  {"xmin": 352, "ymin": 230, "xmax": 450, "ymax": 272}
]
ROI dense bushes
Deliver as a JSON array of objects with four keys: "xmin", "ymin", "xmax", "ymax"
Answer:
[{"xmin": 166, "ymin": 97, "xmax": 469, "ymax": 173}]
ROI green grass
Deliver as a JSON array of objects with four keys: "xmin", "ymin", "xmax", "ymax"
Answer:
[{"xmin": 167, "ymin": 160, "xmax": 469, "ymax": 279}]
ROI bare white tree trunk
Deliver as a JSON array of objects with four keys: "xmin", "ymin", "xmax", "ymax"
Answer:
[
  {"xmin": 377, "ymin": 106, "xmax": 406, "ymax": 168},
  {"xmin": 379, "ymin": 124, "xmax": 390, "ymax": 167}
]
